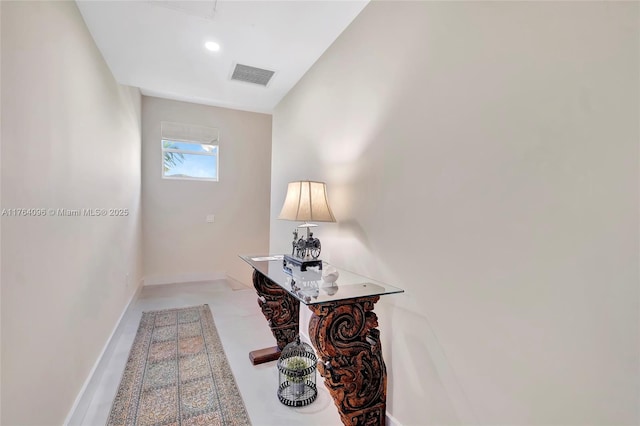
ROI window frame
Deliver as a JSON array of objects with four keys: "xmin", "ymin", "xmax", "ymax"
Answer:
[{"xmin": 161, "ymin": 139, "xmax": 220, "ymax": 182}]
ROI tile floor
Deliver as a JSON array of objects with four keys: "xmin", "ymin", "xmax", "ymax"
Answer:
[{"xmin": 78, "ymin": 280, "xmax": 342, "ymax": 426}]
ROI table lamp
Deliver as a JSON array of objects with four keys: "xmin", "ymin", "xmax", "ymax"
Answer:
[{"xmin": 278, "ymin": 181, "xmax": 335, "ymax": 271}]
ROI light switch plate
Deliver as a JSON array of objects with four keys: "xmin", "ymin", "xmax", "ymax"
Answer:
[{"xmin": 206, "ymin": 214, "xmax": 215, "ymax": 223}]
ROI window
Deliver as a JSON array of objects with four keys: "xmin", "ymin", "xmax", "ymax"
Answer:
[
  {"xmin": 162, "ymin": 140, "xmax": 219, "ymax": 181},
  {"xmin": 161, "ymin": 122, "xmax": 219, "ymax": 181}
]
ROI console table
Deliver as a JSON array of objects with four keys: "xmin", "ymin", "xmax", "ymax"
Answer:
[{"xmin": 240, "ymin": 255, "xmax": 404, "ymax": 426}]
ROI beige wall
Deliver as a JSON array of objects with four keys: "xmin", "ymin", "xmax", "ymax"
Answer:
[
  {"xmin": 271, "ymin": 2, "xmax": 639, "ymax": 424},
  {"xmin": 142, "ymin": 96, "xmax": 271, "ymax": 286},
  {"xmin": 0, "ymin": 2, "xmax": 142, "ymax": 425}
]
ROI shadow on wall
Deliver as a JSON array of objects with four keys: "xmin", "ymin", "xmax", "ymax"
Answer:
[
  {"xmin": 322, "ymin": 220, "xmax": 381, "ymax": 279},
  {"xmin": 338, "ymin": 219, "xmax": 372, "ymax": 249},
  {"xmin": 323, "ymin": 213, "xmax": 478, "ymax": 424},
  {"xmin": 380, "ymin": 301, "xmax": 477, "ymax": 425}
]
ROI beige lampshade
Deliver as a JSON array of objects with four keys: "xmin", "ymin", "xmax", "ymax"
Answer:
[{"xmin": 278, "ymin": 181, "xmax": 336, "ymax": 222}]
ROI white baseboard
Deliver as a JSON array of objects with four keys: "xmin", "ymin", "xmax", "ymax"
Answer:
[
  {"xmin": 143, "ymin": 271, "xmax": 227, "ymax": 286},
  {"xmin": 386, "ymin": 411, "xmax": 402, "ymax": 426},
  {"xmin": 63, "ymin": 282, "xmax": 143, "ymax": 426}
]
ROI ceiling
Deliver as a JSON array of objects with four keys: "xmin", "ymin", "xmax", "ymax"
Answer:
[{"xmin": 76, "ymin": 0, "xmax": 368, "ymax": 114}]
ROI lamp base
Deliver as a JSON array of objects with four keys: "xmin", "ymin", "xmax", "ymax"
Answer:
[{"xmin": 283, "ymin": 254, "xmax": 323, "ymax": 272}]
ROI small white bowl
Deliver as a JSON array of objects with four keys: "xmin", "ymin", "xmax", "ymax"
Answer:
[{"xmin": 322, "ymin": 266, "xmax": 339, "ymax": 283}]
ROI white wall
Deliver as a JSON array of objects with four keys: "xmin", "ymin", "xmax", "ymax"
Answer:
[
  {"xmin": 0, "ymin": 1, "xmax": 142, "ymax": 424},
  {"xmin": 271, "ymin": 2, "xmax": 639, "ymax": 424},
  {"xmin": 142, "ymin": 96, "xmax": 271, "ymax": 286},
  {"xmin": 0, "ymin": 3, "xmax": 4, "ymax": 422}
]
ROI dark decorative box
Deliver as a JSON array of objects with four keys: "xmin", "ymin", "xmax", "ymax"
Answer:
[{"xmin": 283, "ymin": 254, "xmax": 322, "ymax": 272}]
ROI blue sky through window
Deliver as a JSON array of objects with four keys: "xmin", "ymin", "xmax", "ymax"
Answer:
[
  {"xmin": 163, "ymin": 140, "xmax": 218, "ymax": 180},
  {"xmin": 168, "ymin": 141, "xmax": 216, "ymax": 153}
]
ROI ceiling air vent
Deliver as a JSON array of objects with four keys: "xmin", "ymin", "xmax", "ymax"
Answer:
[{"xmin": 231, "ymin": 63, "xmax": 275, "ymax": 87}]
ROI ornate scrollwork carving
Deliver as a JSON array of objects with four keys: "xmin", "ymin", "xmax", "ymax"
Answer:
[
  {"xmin": 253, "ymin": 269, "xmax": 299, "ymax": 350},
  {"xmin": 308, "ymin": 296, "xmax": 387, "ymax": 426}
]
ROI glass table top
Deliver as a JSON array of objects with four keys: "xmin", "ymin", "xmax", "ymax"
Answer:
[{"xmin": 240, "ymin": 254, "xmax": 404, "ymax": 305}]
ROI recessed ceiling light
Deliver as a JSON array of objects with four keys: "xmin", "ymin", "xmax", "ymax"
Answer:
[{"xmin": 204, "ymin": 41, "xmax": 220, "ymax": 52}]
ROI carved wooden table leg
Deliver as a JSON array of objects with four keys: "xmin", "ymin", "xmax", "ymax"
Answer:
[
  {"xmin": 250, "ymin": 269, "xmax": 300, "ymax": 364},
  {"xmin": 308, "ymin": 296, "xmax": 387, "ymax": 426}
]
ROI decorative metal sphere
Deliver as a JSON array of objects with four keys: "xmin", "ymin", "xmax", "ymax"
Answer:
[{"xmin": 277, "ymin": 337, "xmax": 317, "ymax": 407}]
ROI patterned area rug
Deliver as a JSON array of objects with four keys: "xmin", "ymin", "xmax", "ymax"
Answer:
[{"xmin": 107, "ymin": 305, "xmax": 251, "ymax": 426}]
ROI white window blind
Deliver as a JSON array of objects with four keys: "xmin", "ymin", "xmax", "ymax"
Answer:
[{"xmin": 161, "ymin": 121, "xmax": 219, "ymax": 145}]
